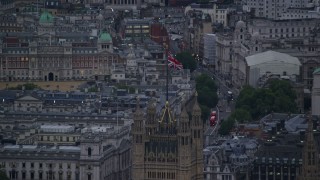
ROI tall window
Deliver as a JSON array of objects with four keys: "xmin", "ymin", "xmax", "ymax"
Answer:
[{"xmin": 88, "ymin": 147, "xmax": 92, "ymax": 156}]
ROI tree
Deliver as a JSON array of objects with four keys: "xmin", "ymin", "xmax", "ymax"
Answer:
[
  {"xmin": 175, "ymin": 52, "xmax": 197, "ymax": 72},
  {"xmin": 0, "ymin": 171, "xmax": 9, "ymax": 180},
  {"xmin": 195, "ymin": 74, "xmax": 218, "ymax": 122},
  {"xmin": 219, "ymin": 118, "xmax": 235, "ymax": 135},
  {"xmin": 229, "ymin": 108, "xmax": 252, "ymax": 123},
  {"xmin": 235, "ymin": 79, "xmax": 298, "ymax": 120},
  {"xmin": 196, "ymin": 74, "xmax": 218, "ymax": 109},
  {"xmin": 200, "ymin": 105, "xmax": 210, "ymax": 123},
  {"xmin": 8, "ymin": 83, "xmax": 40, "ymax": 90}
]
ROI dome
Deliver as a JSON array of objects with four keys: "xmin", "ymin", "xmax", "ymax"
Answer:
[
  {"xmin": 99, "ymin": 32, "xmax": 112, "ymax": 42},
  {"xmin": 39, "ymin": 11, "xmax": 54, "ymax": 24},
  {"xmin": 235, "ymin": 20, "xmax": 245, "ymax": 29},
  {"xmin": 314, "ymin": 67, "xmax": 320, "ymax": 75},
  {"xmin": 252, "ymin": 32, "xmax": 260, "ymax": 40}
]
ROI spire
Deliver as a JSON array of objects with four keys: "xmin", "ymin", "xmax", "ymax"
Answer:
[
  {"xmin": 180, "ymin": 106, "xmax": 189, "ymax": 121},
  {"xmin": 147, "ymin": 98, "xmax": 156, "ymax": 111},
  {"xmin": 134, "ymin": 96, "xmax": 143, "ymax": 118},
  {"xmin": 306, "ymin": 112, "xmax": 314, "ymax": 141},
  {"xmin": 193, "ymin": 91, "xmax": 201, "ymax": 113}
]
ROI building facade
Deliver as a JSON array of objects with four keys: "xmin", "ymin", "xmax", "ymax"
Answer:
[
  {"xmin": 297, "ymin": 114, "xmax": 319, "ymax": 180},
  {"xmin": 0, "ymin": 31, "xmax": 121, "ymax": 82},
  {"xmin": 0, "ymin": 125, "xmax": 132, "ymax": 180},
  {"xmin": 131, "ymin": 93, "xmax": 204, "ymax": 180},
  {"xmin": 203, "ymin": 34, "xmax": 216, "ymax": 67},
  {"xmin": 312, "ymin": 68, "xmax": 320, "ymax": 116},
  {"xmin": 242, "ymin": 0, "xmax": 310, "ymax": 19},
  {"xmin": 216, "ymin": 18, "xmax": 320, "ymax": 90}
]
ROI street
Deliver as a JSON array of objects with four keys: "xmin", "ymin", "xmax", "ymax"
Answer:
[{"xmin": 201, "ymin": 66, "xmax": 237, "ymax": 146}]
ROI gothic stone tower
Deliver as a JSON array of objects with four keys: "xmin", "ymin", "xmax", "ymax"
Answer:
[
  {"xmin": 131, "ymin": 93, "xmax": 204, "ymax": 180},
  {"xmin": 297, "ymin": 114, "xmax": 319, "ymax": 180},
  {"xmin": 131, "ymin": 98, "xmax": 145, "ymax": 180}
]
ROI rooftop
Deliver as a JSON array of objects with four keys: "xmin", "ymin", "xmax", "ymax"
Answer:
[
  {"xmin": 39, "ymin": 11, "xmax": 54, "ymax": 24},
  {"xmin": 245, "ymin": 50, "xmax": 301, "ymax": 67},
  {"xmin": 313, "ymin": 67, "xmax": 320, "ymax": 75}
]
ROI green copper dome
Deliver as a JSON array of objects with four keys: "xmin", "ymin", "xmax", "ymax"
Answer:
[
  {"xmin": 39, "ymin": 11, "xmax": 54, "ymax": 24},
  {"xmin": 313, "ymin": 67, "xmax": 320, "ymax": 75},
  {"xmin": 99, "ymin": 32, "xmax": 112, "ymax": 42}
]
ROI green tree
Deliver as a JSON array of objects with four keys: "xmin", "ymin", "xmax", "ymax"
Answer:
[
  {"xmin": 8, "ymin": 83, "xmax": 40, "ymax": 90},
  {"xmin": 219, "ymin": 118, "xmax": 235, "ymax": 135},
  {"xmin": 195, "ymin": 74, "xmax": 218, "ymax": 122},
  {"xmin": 235, "ymin": 79, "xmax": 297, "ymax": 120},
  {"xmin": 0, "ymin": 171, "xmax": 9, "ymax": 180},
  {"xmin": 229, "ymin": 108, "xmax": 252, "ymax": 123},
  {"xmin": 200, "ymin": 105, "xmax": 210, "ymax": 123},
  {"xmin": 175, "ymin": 52, "xmax": 197, "ymax": 72},
  {"xmin": 88, "ymin": 86, "xmax": 98, "ymax": 92}
]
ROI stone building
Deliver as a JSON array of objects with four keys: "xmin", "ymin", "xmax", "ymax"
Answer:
[
  {"xmin": 216, "ymin": 18, "xmax": 320, "ymax": 90},
  {"xmin": 0, "ymin": 14, "xmax": 23, "ymax": 32},
  {"xmin": 131, "ymin": 93, "xmax": 204, "ymax": 180},
  {"xmin": 0, "ymin": 17, "xmax": 121, "ymax": 82},
  {"xmin": 251, "ymin": 133, "xmax": 303, "ymax": 180},
  {"xmin": 312, "ymin": 68, "xmax": 320, "ymax": 116},
  {"xmin": 0, "ymin": 122, "xmax": 132, "ymax": 180},
  {"xmin": 242, "ymin": 0, "xmax": 310, "ymax": 19},
  {"xmin": 297, "ymin": 114, "xmax": 320, "ymax": 180}
]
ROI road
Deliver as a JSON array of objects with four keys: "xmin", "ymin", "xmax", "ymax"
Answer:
[{"xmin": 202, "ymin": 66, "xmax": 237, "ymax": 146}]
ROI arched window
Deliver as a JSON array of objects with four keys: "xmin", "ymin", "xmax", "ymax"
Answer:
[{"xmin": 88, "ymin": 147, "xmax": 92, "ymax": 156}]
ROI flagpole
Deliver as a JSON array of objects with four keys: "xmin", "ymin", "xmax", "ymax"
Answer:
[{"xmin": 165, "ymin": 43, "xmax": 168, "ymax": 102}]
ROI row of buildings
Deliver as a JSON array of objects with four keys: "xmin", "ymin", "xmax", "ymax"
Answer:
[{"xmin": 0, "ymin": 73, "xmax": 200, "ymax": 180}]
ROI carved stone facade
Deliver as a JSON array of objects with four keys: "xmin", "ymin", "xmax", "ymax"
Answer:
[
  {"xmin": 297, "ymin": 115, "xmax": 319, "ymax": 180},
  {"xmin": 131, "ymin": 93, "xmax": 204, "ymax": 180}
]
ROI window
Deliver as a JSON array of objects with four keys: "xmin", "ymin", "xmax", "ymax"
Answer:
[
  {"xmin": 22, "ymin": 172, "xmax": 26, "ymax": 179},
  {"xmin": 88, "ymin": 174, "xmax": 91, "ymax": 180},
  {"xmin": 39, "ymin": 163, "xmax": 42, "ymax": 168},
  {"xmin": 39, "ymin": 172, "xmax": 43, "ymax": 180},
  {"xmin": 31, "ymin": 172, "xmax": 34, "ymax": 180},
  {"xmin": 67, "ymin": 172, "xmax": 72, "ymax": 180},
  {"xmin": 22, "ymin": 162, "xmax": 26, "ymax": 168},
  {"xmin": 31, "ymin": 163, "xmax": 34, "ymax": 168},
  {"xmin": 88, "ymin": 147, "xmax": 92, "ymax": 156},
  {"xmin": 59, "ymin": 172, "xmax": 63, "ymax": 180}
]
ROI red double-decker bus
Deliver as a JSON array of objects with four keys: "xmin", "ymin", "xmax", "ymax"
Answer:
[{"xmin": 210, "ymin": 111, "xmax": 217, "ymax": 127}]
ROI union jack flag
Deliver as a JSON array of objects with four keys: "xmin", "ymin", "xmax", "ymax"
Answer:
[{"xmin": 167, "ymin": 52, "xmax": 183, "ymax": 70}]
